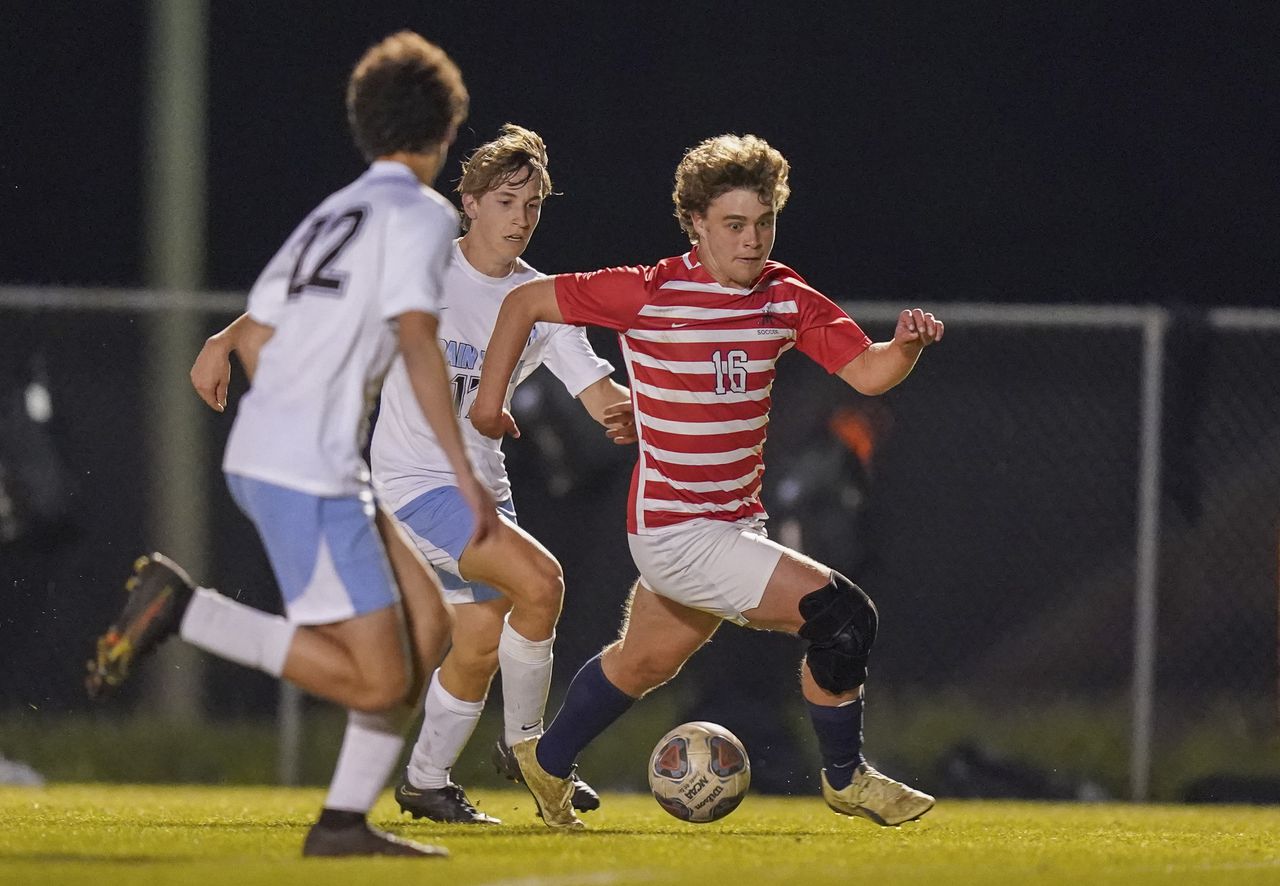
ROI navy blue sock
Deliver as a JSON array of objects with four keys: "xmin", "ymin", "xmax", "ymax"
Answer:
[
  {"xmin": 536, "ymin": 653, "xmax": 635, "ymax": 778},
  {"xmin": 807, "ymin": 698, "xmax": 865, "ymax": 790}
]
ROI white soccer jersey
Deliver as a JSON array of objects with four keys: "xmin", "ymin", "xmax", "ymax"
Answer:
[
  {"xmin": 223, "ymin": 161, "xmax": 457, "ymax": 496},
  {"xmin": 372, "ymin": 240, "xmax": 614, "ymax": 508}
]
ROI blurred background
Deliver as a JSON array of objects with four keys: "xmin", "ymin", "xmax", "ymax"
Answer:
[{"xmin": 2, "ymin": 2, "xmax": 1278, "ymax": 803}]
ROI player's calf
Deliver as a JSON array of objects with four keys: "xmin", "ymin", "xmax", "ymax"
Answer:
[{"xmin": 86, "ymin": 552, "xmax": 195, "ymax": 699}]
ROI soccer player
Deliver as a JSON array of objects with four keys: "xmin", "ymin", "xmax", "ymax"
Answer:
[
  {"xmin": 471, "ymin": 134, "xmax": 944, "ymax": 830},
  {"xmin": 86, "ymin": 32, "xmax": 493, "ymax": 858},
  {"xmin": 372, "ymin": 124, "xmax": 630, "ymax": 824},
  {"xmin": 189, "ymin": 125, "xmax": 633, "ymax": 825}
]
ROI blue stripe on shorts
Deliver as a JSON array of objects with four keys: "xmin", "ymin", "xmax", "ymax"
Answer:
[
  {"xmin": 226, "ymin": 473, "xmax": 398, "ymax": 620},
  {"xmin": 394, "ymin": 486, "xmax": 515, "ymax": 604}
]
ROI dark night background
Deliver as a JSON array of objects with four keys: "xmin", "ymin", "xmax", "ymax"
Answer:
[
  {"xmin": 2, "ymin": 3, "xmax": 1279, "ymax": 797},
  {"xmin": 3, "ymin": 2, "xmax": 1277, "ymax": 305}
]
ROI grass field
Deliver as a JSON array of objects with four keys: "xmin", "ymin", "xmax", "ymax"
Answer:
[{"xmin": 2, "ymin": 785, "xmax": 1279, "ymax": 885}]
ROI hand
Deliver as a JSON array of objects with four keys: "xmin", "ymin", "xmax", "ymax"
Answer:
[
  {"xmin": 470, "ymin": 405, "xmax": 521, "ymax": 440},
  {"xmin": 190, "ymin": 336, "xmax": 232, "ymax": 412},
  {"xmin": 893, "ymin": 308, "xmax": 944, "ymax": 351},
  {"xmin": 602, "ymin": 400, "xmax": 637, "ymax": 445},
  {"xmin": 458, "ymin": 478, "xmax": 500, "ymax": 545}
]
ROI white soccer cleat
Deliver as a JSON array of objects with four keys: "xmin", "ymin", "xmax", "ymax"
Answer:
[{"xmin": 821, "ymin": 763, "xmax": 935, "ymax": 826}]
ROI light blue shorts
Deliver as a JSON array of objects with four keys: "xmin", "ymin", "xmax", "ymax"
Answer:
[
  {"xmin": 227, "ymin": 473, "xmax": 399, "ymax": 625},
  {"xmin": 393, "ymin": 486, "xmax": 515, "ymax": 605}
]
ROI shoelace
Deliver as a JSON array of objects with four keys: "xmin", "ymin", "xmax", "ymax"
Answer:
[{"xmin": 442, "ymin": 784, "xmax": 479, "ymax": 813}]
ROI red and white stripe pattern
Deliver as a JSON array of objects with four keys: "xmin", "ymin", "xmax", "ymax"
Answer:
[{"xmin": 556, "ymin": 250, "xmax": 869, "ymax": 533}]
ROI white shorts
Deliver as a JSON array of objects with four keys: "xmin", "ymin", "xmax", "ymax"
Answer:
[{"xmin": 628, "ymin": 518, "xmax": 787, "ymax": 625}]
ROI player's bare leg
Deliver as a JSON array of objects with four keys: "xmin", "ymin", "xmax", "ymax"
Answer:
[
  {"xmin": 600, "ymin": 582, "xmax": 722, "ymax": 699},
  {"xmin": 456, "ymin": 516, "xmax": 601, "ymax": 810},
  {"xmin": 378, "ymin": 507, "xmax": 454, "ymax": 700},
  {"xmin": 458, "ymin": 514, "xmax": 562, "ymax": 642},
  {"xmin": 743, "ymin": 550, "xmax": 934, "ymax": 826}
]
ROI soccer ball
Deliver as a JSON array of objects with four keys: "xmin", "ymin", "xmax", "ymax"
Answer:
[{"xmin": 648, "ymin": 721, "xmax": 750, "ymax": 822}]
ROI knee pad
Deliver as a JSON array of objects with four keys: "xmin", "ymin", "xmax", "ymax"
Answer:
[{"xmin": 798, "ymin": 572, "xmax": 878, "ymax": 694}]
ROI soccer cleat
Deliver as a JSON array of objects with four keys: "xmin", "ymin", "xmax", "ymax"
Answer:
[
  {"xmin": 86, "ymin": 552, "xmax": 196, "ymax": 700},
  {"xmin": 394, "ymin": 776, "xmax": 501, "ymax": 825},
  {"xmin": 821, "ymin": 763, "xmax": 935, "ymax": 826},
  {"xmin": 493, "ymin": 739, "xmax": 601, "ymax": 812},
  {"xmin": 301, "ymin": 820, "xmax": 449, "ymax": 858},
  {"xmin": 509, "ymin": 737, "xmax": 585, "ymax": 830}
]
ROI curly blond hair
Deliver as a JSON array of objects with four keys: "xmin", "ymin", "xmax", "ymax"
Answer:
[
  {"xmin": 456, "ymin": 124, "xmax": 551, "ymax": 230},
  {"xmin": 672, "ymin": 134, "xmax": 790, "ymax": 242}
]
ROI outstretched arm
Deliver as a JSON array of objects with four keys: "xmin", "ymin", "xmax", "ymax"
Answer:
[
  {"xmin": 398, "ymin": 310, "xmax": 500, "ymax": 544},
  {"xmin": 471, "ymin": 278, "xmax": 563, "ymax": 439},
  {"xmin": 190, "ymin": 312, "xmax": 275, "ymax": 411},
  {"xmin": 837, "ymin": 308, "xmax": 944, "ymax": 396},
  {"xmin": 577, "ymin": 376, "xmax": 636, "ymax": 445}
]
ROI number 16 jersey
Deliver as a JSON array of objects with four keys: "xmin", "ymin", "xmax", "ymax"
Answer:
[
  {"xmin": 223, "ymin": 161, "xmax": 457, "ymax": 496},
  {"xmin": 554, "ymin": 248, "xmax": 872, "ymax": 534}
]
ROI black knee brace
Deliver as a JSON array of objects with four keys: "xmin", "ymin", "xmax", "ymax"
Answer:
[{"xmin": 798, "ymin": 572, "xmax": 878, "ymax": 694}]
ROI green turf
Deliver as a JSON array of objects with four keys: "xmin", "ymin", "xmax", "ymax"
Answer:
[{"xmin": 2, "ymin": 785, "xmax": 1278, "ymax": 885}]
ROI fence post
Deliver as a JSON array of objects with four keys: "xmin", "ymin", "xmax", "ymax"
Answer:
[{"xmin": 1130, "ymin": 307, "xmax": 1168, "ymax": 801}]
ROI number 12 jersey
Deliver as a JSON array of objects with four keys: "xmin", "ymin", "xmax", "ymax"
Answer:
[{"xmin": 224, "ymin": 161, "xmax": 456, "ymax": 496}]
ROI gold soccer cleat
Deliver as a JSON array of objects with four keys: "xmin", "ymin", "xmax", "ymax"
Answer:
[
  {"xmin": 821, "ymin": 763, "xmax": 935, "ymax": 826},
  {"xmin": 511, "ymin": 737, "xmax": 585, "ymax": 830}
]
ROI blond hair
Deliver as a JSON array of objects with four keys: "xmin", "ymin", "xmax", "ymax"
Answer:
[
  {"xmin": 672, "ymin": 134, "xmax": 790, "ymax": 242},
  {"xmin": 456, "ymin": 124, "xmax": 551, "ymax": 230}
]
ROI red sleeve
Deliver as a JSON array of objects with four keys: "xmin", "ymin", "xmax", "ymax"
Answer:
[
  {"xmin": 553, "ymin": 266, "xmax": 653, "ymax": 332},
  {"xmin": 789, "ymin": 278, "xmax": 872, "ymax": 373}
]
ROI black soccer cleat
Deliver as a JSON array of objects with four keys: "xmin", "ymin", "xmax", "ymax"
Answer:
[
  {"xmin": 394, "ymin": 775, "xmax": 501, "ymax": 825},
  {"xmin": 493, "ymin": 739, "xmax": 601, "ymax": 813},
  {"xmin": 302, "ymin": 820, "xmax": 449, "ymax": 858},
  {"xmin": 85, "ymin": 552, "xmax": 196, "ymax": 700}
]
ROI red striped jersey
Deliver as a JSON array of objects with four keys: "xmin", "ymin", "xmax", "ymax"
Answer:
[{"xmin": 555, "ymin": 248, "xmax": 871, "ymax": 534}]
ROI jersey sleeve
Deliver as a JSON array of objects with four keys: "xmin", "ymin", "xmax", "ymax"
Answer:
[
  {"xmin": 538, "ymin": 324, "xmax": 615, "ymax": 397},
  {"xmin": 553, "ymin": 266, "xmax": 653, "ymax": 331},
  {"xmin": 379, "ymin": 198, "xmax": 456, "ymax": 321},
  {"xmin": 787, "ymin": 277, "xmax": 872, "ymax": 373}
]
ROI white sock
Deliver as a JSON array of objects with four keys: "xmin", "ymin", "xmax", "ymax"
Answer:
[
  {"xmin": 497, "ymin": 615, "xmax": 554, "ymax": 748},
  {"xmin": 178, "ymin": 587, "xmax": 296, "ymax": 677},
  {"xmin": 405, "ymin": 669, "xmax": 485, "ymax": 789},
  {"xmin": 323, "ymin": 706, "xmax": 414, "ymax": 813}
]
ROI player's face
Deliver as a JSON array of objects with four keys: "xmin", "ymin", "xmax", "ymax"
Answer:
[
  {"xmin": 462, "ymin": 168, "xmax": 545, "ymax": 266},
  {"xmin": 691, "ymin": 189, "xmax": 777, "ymax": 289}
]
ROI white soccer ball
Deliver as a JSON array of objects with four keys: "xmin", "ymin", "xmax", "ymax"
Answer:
[{"xmin": 647, "ymin": 721, "xmax": 751, "ymax": 822}]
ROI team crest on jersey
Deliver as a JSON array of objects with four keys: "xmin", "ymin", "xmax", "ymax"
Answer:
[{"xmin": 758, "ymin": 304, "xmax": 778, "ymax": 326}]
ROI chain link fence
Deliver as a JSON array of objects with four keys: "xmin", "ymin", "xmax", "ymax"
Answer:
[{"xmin": 2, "ymin": 289, "xmax": 1277, "ymax": 799}]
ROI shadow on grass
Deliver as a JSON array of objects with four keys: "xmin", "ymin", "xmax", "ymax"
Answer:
[{"xmin": 0, "ymin": 852, "xmax": 197, "ymax": 864}]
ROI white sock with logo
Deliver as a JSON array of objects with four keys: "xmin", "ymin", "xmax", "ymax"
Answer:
[
  {"xmin": 178, "ymin": 587, "xmax": 296, "ymax": 677},
  {"xmin": 405, "ymin": 669, "xmax": 485, "ymax": 790},
  {"xmin": 497, "ymin": 615, "xmax": 554, "ymax": 748},
  {"xmin": 323, "ymin": 705, "xmax": 416, "ymax": 813}
]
